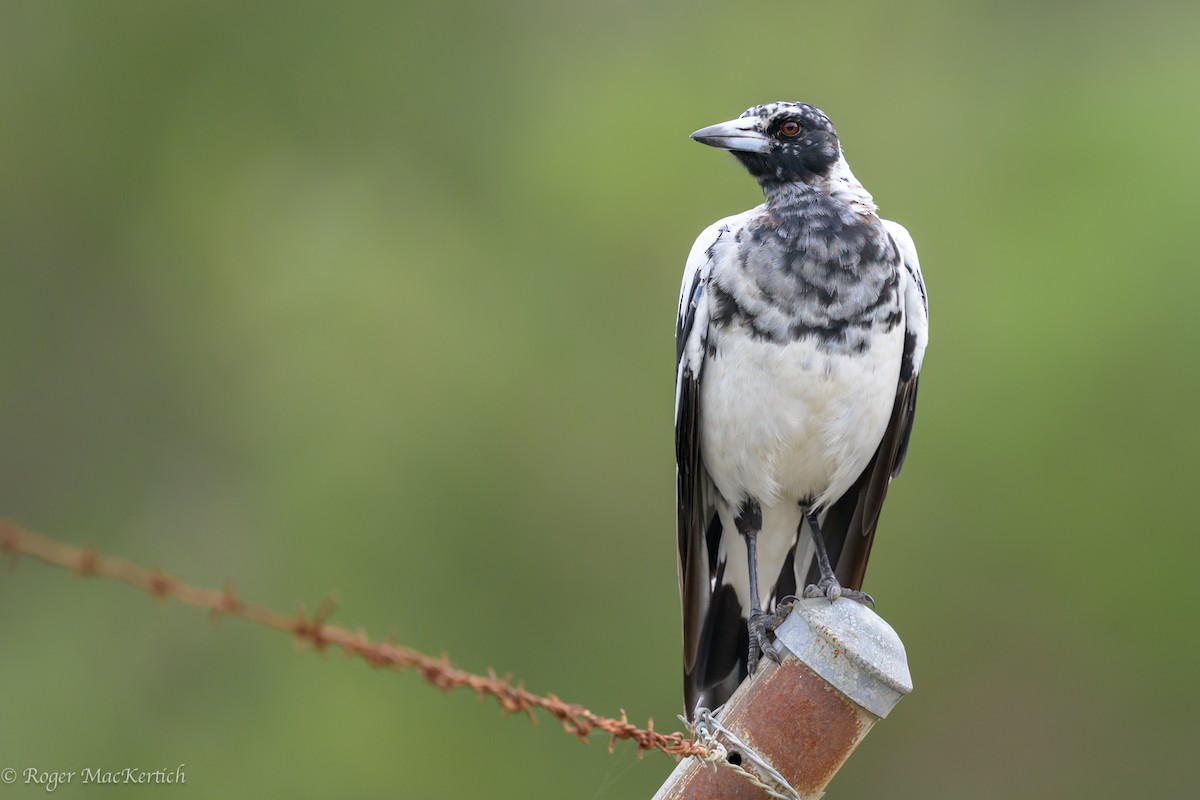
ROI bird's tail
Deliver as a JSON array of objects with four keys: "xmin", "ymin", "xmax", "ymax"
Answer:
[
  {"xmin": 685, "ymin": 519, "xmax": 809, "ymax": 716},
  {"xmin": 684, "ymin": 550, "xmax": 750, "ymax": 716},
  {"xmin": 685, "ymin": 505, "xmax": 872, "ymax": 716}
]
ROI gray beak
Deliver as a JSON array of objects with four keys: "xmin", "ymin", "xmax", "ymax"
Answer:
[{"xmin": 690, "ymin": 118, "xmax": 770, "ymax": 154}]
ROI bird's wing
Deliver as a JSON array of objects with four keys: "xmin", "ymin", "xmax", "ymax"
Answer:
[
  {"xmin": 820, "ymin": 219, "xmax": 928, "ymax": 590},
  {"xmin": 676, "ymin": 213, "xmax": 751, "ymax": 717},
  {"xmin": 884, "ymin": 219, "xmax": 928, "ymax": 477}
]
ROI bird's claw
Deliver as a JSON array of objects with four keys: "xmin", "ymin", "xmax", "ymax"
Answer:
[
  {"xmin": 803, "ymin": 578, "xmax": 875, "ymax": 608},
  {"xmin": 746, "ymin": 611, "xmax": 781, "ymax": 674},
  {"xmin": 772, "ymin": 594, "xmax": 801, "ymax": 623}
]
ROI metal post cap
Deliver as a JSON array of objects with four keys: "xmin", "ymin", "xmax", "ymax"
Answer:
[{"xmin": 773, "ymin": 598, "xmax": 913, "ymax": 718}]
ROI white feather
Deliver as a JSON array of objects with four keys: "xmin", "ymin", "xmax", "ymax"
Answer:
[
  {"xmin": 701, "ymin": 323, "xmax": 904, "ymax": 509},
  {"xmin": 882, "ymin": 219, "xmax": 929, "ymax": 377}
]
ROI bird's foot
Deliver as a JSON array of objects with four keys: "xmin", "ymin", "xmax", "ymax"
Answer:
[
  {"xmin": 750, "ymin": 595, "xmax": 806, "ymax": 645},
  {"xmin": 746, "ymin": 610, "xmax": 782, "ymax": 674},
  {"xmin": 767, "ymin": 595, "xmax": 801, "ymax": 630},
  {"xmin": 802, "ymin": 577, "xmax": 875, "ymax": 607}
]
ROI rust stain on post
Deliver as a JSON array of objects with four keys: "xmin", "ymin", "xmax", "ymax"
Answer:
[
  {"xmin": 653, "ymin": 600, "xmax": 911, "ymax": 800},
  {"xmin": 733, "ymin": 659, "xmax": 872, "ymax": 796},
  {"xmin": 656, "ymin": 657, "xmax": 875, "ymax": 799}
]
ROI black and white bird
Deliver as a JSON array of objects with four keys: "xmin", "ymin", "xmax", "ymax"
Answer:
[{"xmin": 675, "ymin": 102, "xmax": 928, "ymax": 717}]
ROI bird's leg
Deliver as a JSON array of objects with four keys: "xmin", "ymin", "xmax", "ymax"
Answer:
[
  {"xmin": 735, "ymin": 500, "xmax": 777, "ymax": 674},
  {"xmin": 801, "ymin": 509, "xmax": 875, "ymax": 607}
]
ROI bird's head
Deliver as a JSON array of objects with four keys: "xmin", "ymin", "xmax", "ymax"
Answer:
[{"xmin": 691, "ymin": 102, "xmax": 842, "ymax": 188}]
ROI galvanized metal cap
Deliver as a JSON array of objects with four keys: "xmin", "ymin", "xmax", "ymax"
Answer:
[{"xmin": 773, "ymin": 598, "xmax": 913, "ymax": 718}]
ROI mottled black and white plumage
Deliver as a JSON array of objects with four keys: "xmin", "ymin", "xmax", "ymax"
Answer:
[{"xmin": 676, "ymin": 102, "xmax": 928, "ymax": 717}]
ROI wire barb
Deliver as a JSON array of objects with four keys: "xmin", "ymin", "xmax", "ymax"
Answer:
[
  {"xmin": 689, "ymin": 708, "xmax": 801, "ymax": 800},
  {"xmin": 0, "ymin": 521, "xmax": 708, "ymax": 761}
]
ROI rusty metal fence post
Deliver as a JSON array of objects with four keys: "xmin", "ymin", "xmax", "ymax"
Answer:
[{"xmin": 653, "ymin": 598, "xmax": 913, "ymax": 799}]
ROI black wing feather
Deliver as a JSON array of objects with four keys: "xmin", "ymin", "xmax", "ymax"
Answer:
[{"xmin": 675, "ymin": 264, "xmax": 717, "ymax": 716}]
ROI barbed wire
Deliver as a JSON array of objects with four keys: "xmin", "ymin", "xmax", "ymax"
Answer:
[{"xmin": 0, "ymin": 520, "xmax": 707, "ymax": 761}]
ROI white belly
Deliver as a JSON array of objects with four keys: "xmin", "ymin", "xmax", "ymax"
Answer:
[{"xmin": 700, "ymin": 326, "xmax": 904, "ymax": 512}]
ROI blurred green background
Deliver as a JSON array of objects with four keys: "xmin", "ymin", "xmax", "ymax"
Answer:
[{"xmin": 2, "ymin": 1, "xmax": 1198, "ymax": 798}]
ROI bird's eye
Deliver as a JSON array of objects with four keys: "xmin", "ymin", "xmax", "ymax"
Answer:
[{"xmin": 780, "ymin": 121, "xmax": 801, "ymax": 137}]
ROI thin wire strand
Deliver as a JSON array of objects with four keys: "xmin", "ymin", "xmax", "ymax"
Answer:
[
  {"xmin": 691, "ymin": 709, "xmax": 800, "ymax": 800},
  {"xmin": 0, "ymin": 521, "xmax": 706, "ymax": 761}
]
